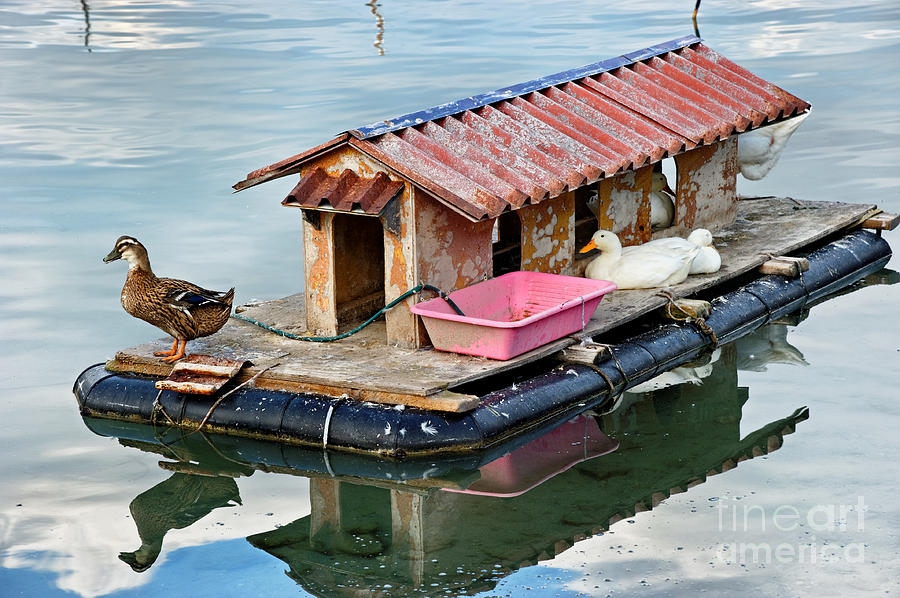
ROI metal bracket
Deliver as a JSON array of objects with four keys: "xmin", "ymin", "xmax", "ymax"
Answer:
[
  {"xmin": 302, "ymin": 209, "xmax": 321, "ymax": 231},
  {"xmin": 379, "ymin": 195, "xmax": 402, "ymax": 237}
]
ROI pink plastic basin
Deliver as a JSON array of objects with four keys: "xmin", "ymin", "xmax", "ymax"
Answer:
[{"xmin": 410, "ymin": 271, "xmax": 616, "ymax": 360}]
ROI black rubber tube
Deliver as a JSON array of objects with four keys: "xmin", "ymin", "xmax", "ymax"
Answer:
[{"xmin": 74, "ymin": 230, "xmax": 891, "ymax": 456}]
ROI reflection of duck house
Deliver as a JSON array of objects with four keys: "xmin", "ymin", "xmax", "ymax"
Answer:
[
  {"xmin": 234, "ymin": 35, "xmax": 809, "ymax": 347},
  {"xmin": 95, "ymin": 342, "xmax": 805, "ymax": 595},
  {"xmin": 238, "ymin": 345, "xmax": 809, "ymax": 596}
]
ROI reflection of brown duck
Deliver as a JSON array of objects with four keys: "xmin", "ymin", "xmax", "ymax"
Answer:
[{"xmin": 118, "ymin": 473, "xmax": 241, "ymax": 572}]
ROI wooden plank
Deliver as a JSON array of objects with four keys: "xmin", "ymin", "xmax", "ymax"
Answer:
[
  {"xmin": 171, "ymin": 355, "xmax": 245, "ymax": 377},
  {"xmin": 153, "ymin": 355, "xmax": 246, "ymax": 395},
  {"xmin": 863, "ymin": 212, "xmax": 899, "ymax": 231},
  {"xmin": 758, "ymin": 256, "xmax": 809, "ymax": 277},
  {"xmin": 154, "ymin": 375, "xmax": 226, "ymax": 395},
  {"xmin": 559, "ymin": 343, "xmax": 610, "ymax": 365},
  {"xmin": 110, "ymin": 198, "xmax": 877, "ymax": 407}
]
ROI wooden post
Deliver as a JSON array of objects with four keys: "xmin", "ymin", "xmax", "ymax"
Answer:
[
  {"xmin": 596, "ymin": 165, "xmax": 652, "ymax": 246},
  {"xmin": 309, "ymin": 478, "xmax": 342, "ymax": 549},
  {"xmin": 390, "ymin": 489, "xmax": 425, "ymax": 586},
  {"xmin": 303, "ymin": 211, "xmax": 338, "ymax": 336},
  {"xmin": 518, "ymin": 190, "xmax": 576, "ymax": 274}
]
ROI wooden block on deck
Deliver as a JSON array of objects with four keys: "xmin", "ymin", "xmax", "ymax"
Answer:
[
  {"xmin": 154, "ymin": 355, "xmax": 247, "ymax": 395},
  {"xmin": 659, "ymin": 298, "xmax": 711, "ymax": 320},
  {"xmin": 758, "ymin": 256, "xmax": 810, "ymax": 277},
  {"xmin": 560, "ymin": 343, "xmax": 610, "ymax": 365},
  {"xmin": 171, "ymin": 355, "xmax": 245, "ymax": 377},
  {"xmin": 376, "ymin": 389, "xmax": 481, "ymax": 413},
  {"xmin": 862, "ymin": 212, "xmax": 900, "ymax": 231}
]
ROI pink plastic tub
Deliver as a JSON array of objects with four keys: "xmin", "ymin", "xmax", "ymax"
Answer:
[{"xmin": 410, "ymin": 271, "xmax": 616, "ymax": 360}]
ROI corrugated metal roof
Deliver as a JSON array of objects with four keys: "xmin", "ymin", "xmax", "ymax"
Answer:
[
  {"xmin": 281, "ymin": 168, "xmax": 404, "ymax": 214},
  {"xmin": 236, "ymin": 36, "xmax": 810, "ymax": 221}
]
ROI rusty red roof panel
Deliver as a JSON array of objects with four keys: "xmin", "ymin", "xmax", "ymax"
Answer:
[
  {"xmin": 238, "ymin": 36, "xmax": 810, "ymax": 221},
  {"xmin": 281, "ymin": 168, "xmax": 404, "ymax": 215}
]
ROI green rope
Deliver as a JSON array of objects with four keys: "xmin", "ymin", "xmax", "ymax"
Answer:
[{"xmin": 230, "ymin": 283, "xmax": 464, "ymax": 343}]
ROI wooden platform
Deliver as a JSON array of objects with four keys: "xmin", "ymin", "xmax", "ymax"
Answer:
[{"xmin": 108, "ymin": 198, "xmax": 877, "ymax": 412}]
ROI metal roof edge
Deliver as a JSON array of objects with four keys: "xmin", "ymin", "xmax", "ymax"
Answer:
[
  {"xmin": 233, "ymin": 134, "xmax": 350, "ymax": 192},
  {"xmin": 349, "ymin": 35, "xmax": 702, "ymax": 140}
]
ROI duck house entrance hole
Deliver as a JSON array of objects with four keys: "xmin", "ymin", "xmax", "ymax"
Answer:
[{"xmin": 334, "ymin": 213, "xmax": 385, "ymax": 331}]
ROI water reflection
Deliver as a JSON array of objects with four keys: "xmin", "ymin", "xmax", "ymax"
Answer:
[
  {"xmin": 119, "ymin": 473, "xmax": 242, "ymax": 572},
  {"xmin": 79, "ymin": 0, "xmax": 91, "ymax": 52},
  {"xmin": 88, "ymin": 325, "xmax": 812, "ymax": 595},
  {"xmin": 367, "ymin": 0, "xmax": 385, "ymax": 55}
]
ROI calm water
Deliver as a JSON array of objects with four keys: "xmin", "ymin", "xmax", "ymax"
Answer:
[{"xmin": 1, "ymin": 1, "xmax": 899, "ymax": 596}]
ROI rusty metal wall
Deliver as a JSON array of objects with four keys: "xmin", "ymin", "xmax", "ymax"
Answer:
[
  {"xmin": 519, "ymin": 191, "xmax": 576, "ymax": 274},
  {"xmin": 673, "ymin": 138, "xmax": 739, "ymax": 234},
  {"xmin": 597, "ymin": 166, "xmax": 653, "ymax": 246}
]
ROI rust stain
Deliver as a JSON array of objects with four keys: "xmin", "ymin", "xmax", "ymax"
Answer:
[
  {"xmin": 519, "ymin": 191, "xmax": 576, "ymax": 273},
  {"xmin": 597, "ymin": 167, "xmax": 652, "ymax": 246},
  {"xmin": 315, "ymin": 146, "xmax": 391, "ymax": 180},
  {"xmin": 304, "ymin": 213, "xmax": 336, "ymax": 335},
  {"xmin": 384, "ymin": 187, "xmax": 420, "ymax": 348},
  {"xmin": 674, "ymin": 138, "xmax": 737, "ymax": 233},
  {"xmin": 415, "ymin": 189, "xmax": 492, "ymax": 293}
]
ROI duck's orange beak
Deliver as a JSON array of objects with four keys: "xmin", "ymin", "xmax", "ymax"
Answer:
[{"xmin": 579, "ymin": 239, "xmax": 598, "ymax": 253}]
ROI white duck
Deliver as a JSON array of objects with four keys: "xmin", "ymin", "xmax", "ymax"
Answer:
[
  {"xmin": 626, "ymin": 347, "xmax": 722, "ymax": 394},
  {"xmin": 650, "ymin": 169, "xmax": 675, "ymax": 230},
  {"xmin": 584, "ymin": 170, "xmax": 675, "ymax": 231},
  {"xmin": 580, "ymin": 230, "xmax": 698, "ymax": 289},
  {"xmin": 737, "ymin": 111, "xmax": 810, "ymax": 180},
  {"xmin": 639, "ymin": 228, "xmax": 721, "ymax": 275}
]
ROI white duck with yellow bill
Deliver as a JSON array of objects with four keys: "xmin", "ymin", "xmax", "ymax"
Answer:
[{"xmin": 579, "ymin": 230, "xmax": 698, "ymax": 289}]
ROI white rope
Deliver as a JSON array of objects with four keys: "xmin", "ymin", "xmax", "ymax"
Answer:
[
  {"xmin": 323, "ymin": 450, "xmax": 335, "ymax": 477},
  {"xmin": 322, "ymin": 403, "xmax": 336, "ymax": 449}
]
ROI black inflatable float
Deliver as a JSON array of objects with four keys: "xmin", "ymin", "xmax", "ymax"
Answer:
[{"xmin": 74, "ymin": 229, "xmax": 891, "ymax": 456}]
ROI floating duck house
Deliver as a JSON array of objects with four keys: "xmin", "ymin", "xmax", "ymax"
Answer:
[
  {"xmin": 234, "ymin": 35, "xmax": 809, "ymax": 347},
  {"xmin": 76, "ymin": 36, "xmax": 894, "ymax": 456}
]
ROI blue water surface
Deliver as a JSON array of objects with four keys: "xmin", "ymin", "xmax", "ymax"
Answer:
[{"xmin": 1, "ymin": 1, "xmax": 898, "ymax": 596}]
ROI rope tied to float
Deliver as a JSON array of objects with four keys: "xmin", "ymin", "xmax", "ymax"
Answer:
[
  {"xmin": 655, "ymin": 291, "xmax": 719, "ymax": 348},
  {"xmin": 231, "ymin": 284, "xmax": 464, "ymax": 343}
]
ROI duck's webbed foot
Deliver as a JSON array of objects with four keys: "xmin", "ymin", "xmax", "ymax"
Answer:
[
  {"xmin": 154, "ymin": 338, "xmax": 178, "ymax": 357},
  {"xmin": 161, "ymin": 340, "xmax": 187, "ymax": 363}
]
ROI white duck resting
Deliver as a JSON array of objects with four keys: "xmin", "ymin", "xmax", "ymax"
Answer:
[
  {"xmin": 650, "ymin": 169, "xmax": 675, "ymax": 230},
  {"xmin": 737, "ymin": 111, "xmax": 810, "ymax": 180},
  {"xmin": 584, "ymin": 170, "xmax": 675, "ymax": 231},
  {"xmin": 640, "ymin": 228, "xmax": 722, "ymax": 275},
  {"xmin": 580, "ymin": 230, "xmax": 698, "ymax": 289}
]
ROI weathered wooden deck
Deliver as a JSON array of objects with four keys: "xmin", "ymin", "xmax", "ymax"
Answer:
[{"xmin": 108, "ymin": 198, "xmax": 877, "ymax": 411}]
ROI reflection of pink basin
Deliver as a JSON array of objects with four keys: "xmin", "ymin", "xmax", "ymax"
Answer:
[
  {"xmin": 410, "ymin": 271, "xmax": 616, "ymax": 360},
  {"xmin": 442, "ymin": 414, "xmax": 619, "ymax": 497}
]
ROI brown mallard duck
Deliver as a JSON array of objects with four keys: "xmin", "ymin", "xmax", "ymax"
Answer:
[{"xmin": 103, "ymin": 236, "xmax": 234, "ymax": 363}]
